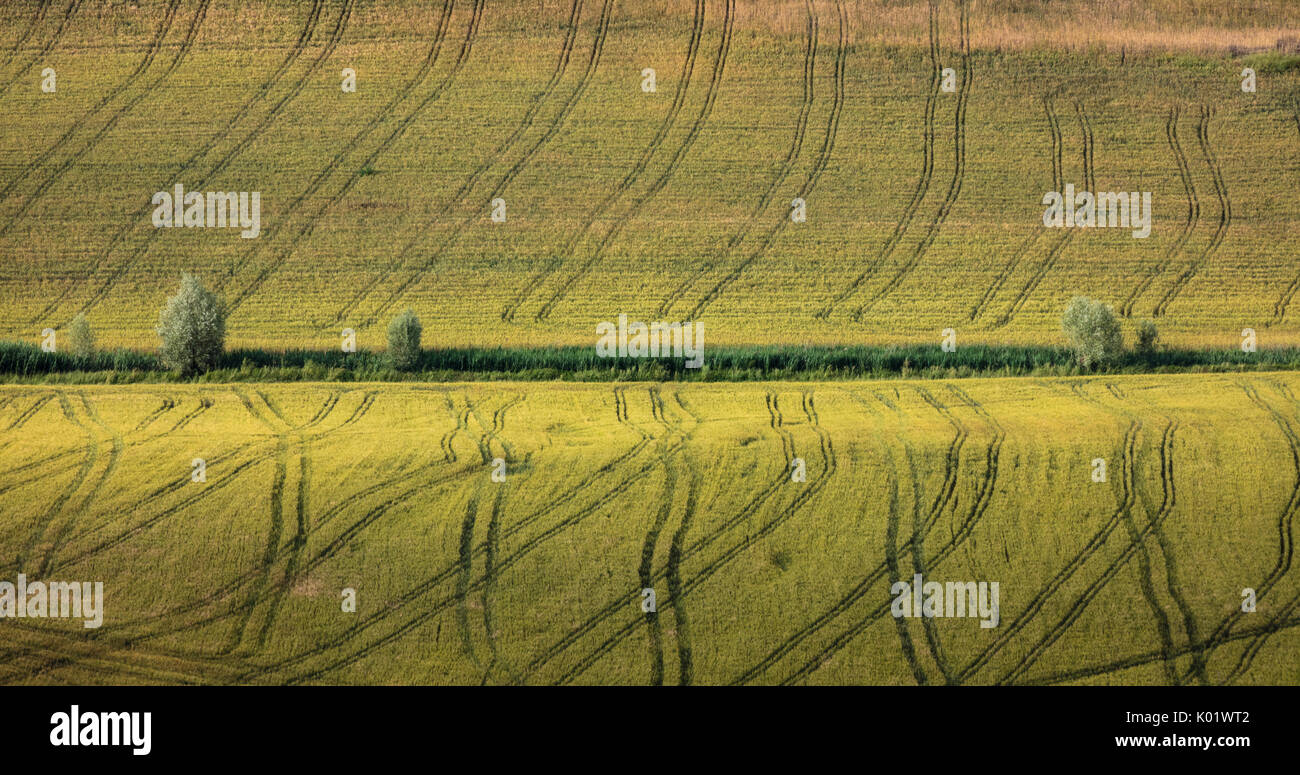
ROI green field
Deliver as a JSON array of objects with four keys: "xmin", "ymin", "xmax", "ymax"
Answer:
[
  {"xmin": 1, "ymin": 0, "xmax": 1298, "ymax": 351},
  {"xmin": 3, "ymin": 1, "xmax": 1299, "ymax": 686},
  {"xmin": 2, "ymin": 375, "xmax": 1299, "ymax": 685}
]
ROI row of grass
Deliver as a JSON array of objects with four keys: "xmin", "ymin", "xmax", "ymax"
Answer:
[{"xmin": 1, "ymin": 341, "xmax": 1298, "ymax": 383}]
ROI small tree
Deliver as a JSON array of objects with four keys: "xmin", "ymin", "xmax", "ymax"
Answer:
[
  {"xmin": 387, "ymin": 308, "xmax": 422, "ymax": 371},
  {"xmin": 157, "ymin": 273, "xmax": 226, "ymax": 374},
  {"xmin": 67, "ymin": 313, "xmax": 94, "ymax": 358},
  {"xmin": 1061, "ymin": 296, "xmax": 1123, "ymax": 368},
  {"xmin": 1135, "ymin": 319, "xmax": 1159, "ymax": 358}
]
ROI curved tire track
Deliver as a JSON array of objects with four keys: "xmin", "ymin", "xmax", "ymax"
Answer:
[
  {"xmin": 655, "ymin": 0, "xmax": 813, "ymax": 322},
  {"xmin": 533, "ymin": 0, "xmax": 737, "ymax": 323},
  {"xmin": 687, "ymin": 0, "xmax": 844, "ymax": 321},
  {"xmin": 1152, "ymin": 104, "xmax": 1229, "ymax": 318},
  {"xmin": 853, "ymin": 0, "xmax": 968, "ymax": 318},
  {"xmin": 31, "ymin": 0, "xmax": 327, "ymax": 324},
  {"xmin": 1120, "ymin": 105, "xmax": 1198, "ymax": 318},
  {"xmin": 222, "ymin": 0, "xmax": 476, "ymax": 314},
  {"xmin": 991, "ymin": 97, "xmax": 1088, "ymax": 330},
  {"xmin": 817, "ymin": 0, "xmax": 937, "ymax": 321},
  {"xmin": 503, "ymin": 0, "xmax": 708, "ymax": 324},
  {"xmin": 352, "ymin": 0, "xmax": 616, "ymax": 329}
]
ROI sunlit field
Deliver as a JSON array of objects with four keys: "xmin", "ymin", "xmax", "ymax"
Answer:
[{"xmin": 2, "ymin": 375, "xmax": 1298, "ymax": 684}]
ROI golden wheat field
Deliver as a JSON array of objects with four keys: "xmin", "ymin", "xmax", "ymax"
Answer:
[
  {"xmin": 0, "ymin": 0, "xmax": 1297, "ymax": 349},
  {"xmin": 0, "ymin": 375, "xmax": 1298, "ymax": 685}
]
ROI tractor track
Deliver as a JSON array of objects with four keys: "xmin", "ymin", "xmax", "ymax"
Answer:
[
  {"xmin": 8, "ymin": 393, "xmax": 96, "ymax": 576},
  {"xmin": 991, "ymin": 97, "xmax": 1089, "ymax": 329},
  {"xmin": 970, "ymin": 86, "xmax": 1068, "ymax": 324},
  {"xmin": 234, "ymin": 391, "xmax": 341, "ymax": 655},
  {"xmin": 130, "ymin": 395, "xmax": 177, "ymax": 434},
  {"xmin": 996, "ymin": 418, "xmax": 1149, "ymax": 685},
  {"xmin": 504, "ymin": 0, "xmax": 708, "ymax": 324},
  {"xmin": 639, "ymin": 387, "xmax": 686, "ymax": 685},
  {"xmin": 639, "ymin": 458, "xmax": 676, "ymax": 685},
  {"xmin": 855, "ymin": 0, "xmax": 968, "ymax": 318},
  {"xmin": 0, "ymin": 391, "xmax": 387, "ymax": 682},
  {"xmin": 6, "ymin": 393, "xmax": 53, "ymax": 430},
  {"xmin": 56, "ymin": 0, "xmax": 358, "ymax": 322},
  {"xmin": 0, "ymin": 0, "xmax": 52, "ymax": 81},
  {"xmin": 731, "ymin": 388, "xmax": 902, "ymax": 684},
  {"xmin": 953, "ymin": 414, "xmax": 1137, "ymax": 684},
  {"xmin": 231, "ymin": 387, "xmax": 673, "ymax": 683},
  {"xmin": 35, "ymin": 392, "xmax": 124, "ymax": 578},
  {"xmin": 771, "ymin": 385, "xmax": 1004, "ymax": 685},
  {"xmin": 438, "ymin": 394, "xmax": 467, "ymax": 463},
  {"xmin": 1120, "ymin": 105, "xmax": 1198, "ymax": 318},
  {"xmin": 50, "ymin": 389, "xmax": 370, "ymax": 573},
  {"xmin": 817, "ymin": 0, "xmax": 937, "ymax": 321},
  {"xmin": 1273, "ymin": 101, "xmax": 1300, "ymax": 322},
  {"xmin": 0, "ymin": 0, "xmax": 205, "ymax": 240},
  {"xmin": 1061, "ymin": 387, "xmax": 1186, "ymax": 684},
  {"xmin": 549, "ymin": 391, "xmax": 834, "ymax": 685},
  {"xmin": 515, "ymin": 391, "xmax": 729, "ymax": 683},
  {"xmin": 168, "ymin": 397, "xmax": 213, "ymax": 432},
  {"xmin": 267, "ymin": 437, "xmax": 685, "ymax": 685},
  {"xmin": 1147, "ymin": 416, "xmax": 1205, "ymax": 683},
  {"xmin": 479, "ymin": 487, "xmax": 519, "ymax": 684},
  {"xmin": 222, "ymin": 0, "xmax": 475, "ymax": 314},
  {"xmin": 466, "ymin": 394, "xmax": 521, "ymax": 464},
  {"xmin": 687, "ymin": 0, "xmax": 844, "ymax": 321},
  {"xmin": 655, "ymin": 0, "xmax": 813, "ymax": 322},
  {"xmin": 219, "ymin": 432, "xmax": 290, "ymax": 656},
  {"xmin": 1138, "ymin": 416, "xmax": 1194, "ymax": 684},
  {"xmin": 94, "ymin": 447, "xmax": 436, "ymax": 647},
  {"xmin": 249, "ymin": 439, "xmax": 310, "ymax": 654},
  {"xmin": 1022, "ymin": 613, "xmax": 1300, "ymax": 685},
  {"xmin": 8, "ymin": 439, "xmax": 438, "ymax": 682},
  {"xmin": 1113, "ymin": 425, "xmax": 1180, "ymax": 685},
  {"xmin": 1153, "ymin": 104, "xmax": 1229, "ymax": 317},
  {"xmin": 0, "ymin": 393, "xmax": 193, "ymax": 502},
  {"xmin": 666, "ymin": 460, "xmax": 699, "ymax": 684},
  {"xmin": 0, "ymin": 0, "xmax": 79, "ymax": 103},
  {"xmin": 456, "ymin": 491, "xmax": 487, "ymax": 672},
  {"xmin": 532, "ymin": 0, "xmax": 738, "ymax": 323},
  {"xmin": 330, "ymin": 0, "xmax": 582, "ymax": 328},
  {"xmin": 968, "ymin": 232, "xmax": 1040, "ymax": 322},
  {"xmin": 910, "ymin": 397, "xmax": 968, "ymax": 684},
  {"xmin": 352, "ymin": 0, "xmax": 616, "ymax": 329},
  {"xmin": 1185, "ymin": 382, "xmax": 1300, "ymax": 682},
  {"xmin": 0, "ymin": 0, "xmax": 183, "ymax": 206},
  {"xmin": 29, "ymin": 0, "xmax": 326, "ymax": 324},
  {"xmin": 889, "ymin": 447, "xmax": 928, "ymax": 684},
  {"xmin": 1223, "ymin": 583, "xmax": 1300, "ymax": 683}
]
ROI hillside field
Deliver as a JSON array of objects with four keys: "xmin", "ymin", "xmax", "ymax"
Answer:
[
  {"xmin": 0, "ymin": 0, "xmax": 1298, "ymax": 350},
  {"xmin": 2, "ymin": 374, "xmax": 1299, "ymax": 685},
  {"xmin": 3, "ymin": 0, "xmax": 1299, "ymax": 689}
]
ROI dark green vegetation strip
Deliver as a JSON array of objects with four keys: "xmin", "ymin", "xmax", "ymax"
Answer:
[{"xmin": 3, "ymin": 341, "xmax": 1300, "ymax": 383}]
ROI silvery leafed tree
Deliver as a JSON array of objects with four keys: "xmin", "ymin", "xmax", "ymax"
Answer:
[{"xmin": 157, "ymin": 273, "xmax": 227, "ymax": 375}]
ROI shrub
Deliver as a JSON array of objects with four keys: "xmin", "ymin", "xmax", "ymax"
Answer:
[
  {"xmin": 1061, "ymin": 296, "xmax": 1123, "ymax": 368},
  {"xmin": 301, "ymin": 359, "xmax": 327, "ymax": 381},
  {"xmin": 1242, "ymin": 51, "xmax": 1300, "ymax": 74},
  {"xmin": 156, "ymin": 274, "xmax": 226, "ymax": 375},
  {"xmin": 67, "ymin": 313, "xmax": 94, "ymax": 358},
  {"xmin": 1135, "ymin": 319, "xmax": 1159, "ymax": 357},
  {"xmin": 387, "ymin": 309, "xmax": 422, "ymax": 371}
]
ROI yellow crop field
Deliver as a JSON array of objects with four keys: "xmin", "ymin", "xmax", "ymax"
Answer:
[
  {"xmin": 2, "ymin": 0, "xmax": 1299, "ymax": 702},
  {"xmin": 1, "ymin": 374, "xmax": 1298, "ymax": 685},
  {"xmin": 0, "ymin": 0, "xmax": 1298, "ymax": 351}
]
